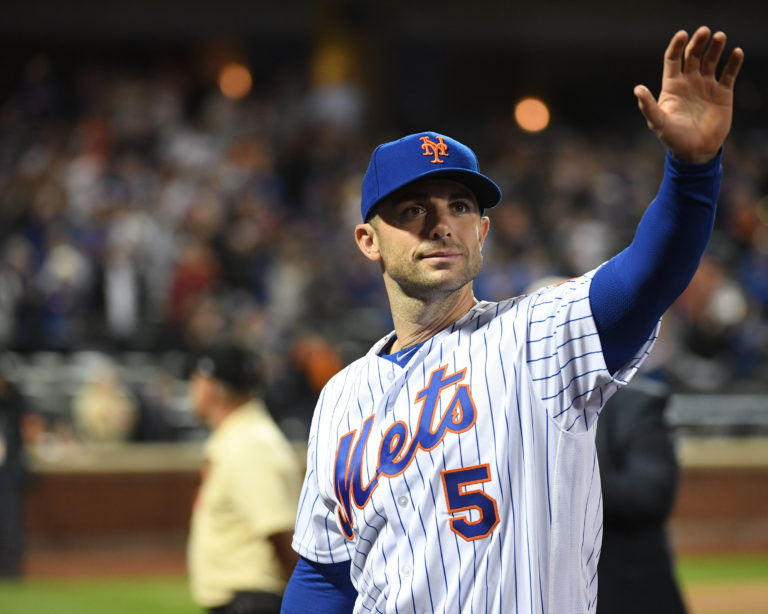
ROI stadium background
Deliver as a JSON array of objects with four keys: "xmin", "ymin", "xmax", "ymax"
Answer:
[{"xmin": 0, "ymin": 1, "xmax": 766, "ymax": 612}]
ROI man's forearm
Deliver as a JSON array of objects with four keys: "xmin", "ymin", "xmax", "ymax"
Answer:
[{"xmin": 591, "ymin": 150, "xmax": 722, "ymax": 373}]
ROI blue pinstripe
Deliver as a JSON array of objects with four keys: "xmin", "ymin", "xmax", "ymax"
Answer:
[
  {"xmin": 416, "ymin": 446, "xmax": 450, "ymax": 598},
  {"xmin": 529, "ymin": 350, "xmax": 604, "ymax": 380}
]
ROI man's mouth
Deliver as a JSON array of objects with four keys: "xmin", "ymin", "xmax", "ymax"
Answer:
[
  {"xmin": 418, "ymin": 243, "xmax": 465, "ymax": 260},
  {"xmin": 420, "ymin": 250, "xmax": 460, "ymax": 259}
]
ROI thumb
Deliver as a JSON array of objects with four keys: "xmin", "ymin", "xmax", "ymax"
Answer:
[{"xmin": 634, "ymin": 85, "xmax": 664, "ymax": 132}]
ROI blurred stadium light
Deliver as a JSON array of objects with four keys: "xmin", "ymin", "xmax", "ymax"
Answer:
[
  {"xmin": 514, "ymin": 97, "xmax": 550, "ymax": 133},
  {"xmin": 218, "ymin": 63, "xmax": 252, "ymax": 100}
]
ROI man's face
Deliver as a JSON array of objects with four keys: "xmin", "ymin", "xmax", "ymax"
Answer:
[
  {"xmin": 356, "ymin": 179, "xmax": 490, "ymax": 300},
  {"xmin": 189, "ymin": 372, "xmax": 215, "ymax": 424}
]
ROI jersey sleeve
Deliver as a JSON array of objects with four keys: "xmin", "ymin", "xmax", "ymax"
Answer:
[
  {"xmin": 281, "ymin": 558, "xmax": 357, "ymax": 614},
  {"xmin": 291, "ymin": 386, "xmax": 354, "ymax": 565},
  {"xmin": 524, "ymin": 271, "xmax": 658, "ymax": 433}
]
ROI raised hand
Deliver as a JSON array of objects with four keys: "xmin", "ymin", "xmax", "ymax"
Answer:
[{"xmin": 634, "ymin": 26, "xmax": 744, "ymax": 163}]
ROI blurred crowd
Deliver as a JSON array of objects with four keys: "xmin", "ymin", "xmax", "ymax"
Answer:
[{"xmin": 0, "ymin": 52, "xmax": 766, "ymax": 445}]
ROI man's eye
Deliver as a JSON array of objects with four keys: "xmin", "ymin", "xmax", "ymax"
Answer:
[
  {"xmin": 402, "ymin": 205, "xmax": 424, "ymax": 216},
  {"xmin": 453, "ymin": 201, "xmax": 471, "ymax": 213}
]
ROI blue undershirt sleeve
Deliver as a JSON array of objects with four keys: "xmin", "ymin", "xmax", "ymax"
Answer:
[
  {"xmin": 280, "ymin": 557, "xmax": 357, "ymax": 614},
  {"xmin": 590, "ymin": 150, "xmax": 723, "ymax": 374}
]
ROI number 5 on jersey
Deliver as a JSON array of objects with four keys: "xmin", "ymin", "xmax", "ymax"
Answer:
[{"xmin": 441, "ymin": 464, "xmax": 499, "ymax": 541}]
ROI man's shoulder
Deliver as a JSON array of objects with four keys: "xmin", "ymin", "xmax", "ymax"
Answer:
[{"xmin": 456, "ymin": 291, "xmax": 546, "ymax": 328}]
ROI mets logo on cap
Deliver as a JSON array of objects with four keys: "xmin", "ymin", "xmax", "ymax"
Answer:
[{"xmin": 420, "ymin": 135, "xmax": 449, "ymax": 163}]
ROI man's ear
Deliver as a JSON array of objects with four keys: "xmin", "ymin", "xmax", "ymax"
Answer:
[
  {"xmin": 479, "ymin": 216, "xmax": 490, "ymax": 248},
  {"xmin": 355, "ymin": 223, "xmax": 381, "ymax": 262}
]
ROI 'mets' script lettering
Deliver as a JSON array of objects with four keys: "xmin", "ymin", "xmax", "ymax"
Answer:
[{"xmin": 333, "ymin": 365, "xmax": 478, "ymax": 539}]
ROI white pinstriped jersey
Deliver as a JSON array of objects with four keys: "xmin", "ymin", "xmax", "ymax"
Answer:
[{"xmin": 292, "ymin": 270, "xmax": 658, "ymax": 614}]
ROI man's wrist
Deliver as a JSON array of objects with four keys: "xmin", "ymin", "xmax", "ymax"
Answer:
[
  {"xmin": 662, "ymin": 148, "xmax": 723, "ymax": 212},
  {"xmin": 668, "ymin": 147, "xmax": 722, "ymax": 165}
]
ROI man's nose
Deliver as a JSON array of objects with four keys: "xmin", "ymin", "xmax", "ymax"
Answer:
[{"xmin": 426, "ymin": 208, "xmax": 452, "ymax": 239}]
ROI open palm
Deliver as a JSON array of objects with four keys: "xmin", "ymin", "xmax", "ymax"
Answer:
[{"xmin": 635, "ymin": 26, "xmax": 744, "ymax": 163}]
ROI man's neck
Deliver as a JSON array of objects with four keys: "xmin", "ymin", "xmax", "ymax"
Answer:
[
  {"xmin": 386, "ymin": 283, "xmax": 478, "ymax": 353},
  {"xmin": 208, "ymin": 396, "xmax": 251, "ymax": 429}
]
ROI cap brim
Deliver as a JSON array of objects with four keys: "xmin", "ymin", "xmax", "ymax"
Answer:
[
  {"xmin": 365, "ymin": 168, "xmax": 501, "ymax": 221},
  {"xmin": 429, "ymin": 169, "xmax": 502, "ymax": 210}
]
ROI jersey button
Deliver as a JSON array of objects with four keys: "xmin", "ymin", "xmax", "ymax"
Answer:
[
  {"xmin": 387, "ymin": 371, "xmax": 395, "ymax": 381},
  {"xmin": 401, "ymin": 566, "xmax": 412, "ymax": 578},
  {"xmin": 397, "ymin": 495, "xmax": 409, "ymax": 508}
]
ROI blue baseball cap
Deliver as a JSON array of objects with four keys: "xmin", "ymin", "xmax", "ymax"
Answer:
[{"xmin": 360, "ymin": 131, "xmax": 502, "ymax": 222}]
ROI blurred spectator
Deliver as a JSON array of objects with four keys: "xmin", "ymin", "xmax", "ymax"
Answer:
[
  {"xmin": 667, "ymin": 255, "xmax": 754, "ymax": 390},
  {"xmin": 131, "ymin": 372, "xmax": 183, "ymax": 442},
  {"xmin": 168, "ymin": 238, "xmax": 221, "ymax": 328},
  {"xmin": 72, "ymin": 358, "xmax": 138, "ymax": 443},
  {"xmin": 187, "ymin": 345, "xmax": 301, "ymax": 614},
  {"xmin": 0, "ymin": 372, "xmax": 29, "ymax": 578},
  {"xmin": 596, "ymin": 378, "xmax": 687, "ymax": 614},
  {"xmin": 0, "ymin": 237, "xmax": 37, "ymax": 347},
  {"xmin": 265, "ymin": 333, "xmax": 343, "ymax": 441}
]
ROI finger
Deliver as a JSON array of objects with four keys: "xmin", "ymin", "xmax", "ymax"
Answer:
[
  {"xmin": 683, "ymin": 25, "xmax": 711, "ymax": 74},
  {"xmin": 718, "ymin": 47, "xmax": 744, "ymax": 89},
  {"xmin": 701, "ymin": 31, "xmax": 726, "ymax": 77},
  {"xmin": 663, "ymin": 30, "xmax": 689, "ymax": 80},
  {"xmin": 634, "ymin": 85, "xmax": 664, "ymax": 131}
]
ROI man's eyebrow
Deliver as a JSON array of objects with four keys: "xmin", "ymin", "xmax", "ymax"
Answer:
[
  {"xmin": 394, "ymin": 189, "xmax": 477, "ymax": 203},
  {"xmin": 450, "ymin": 191, "xmax": 476, "ymax": 201},
  {"xmin": 394, "ymin": 191, "xmax": 429, "ymax": 202}
]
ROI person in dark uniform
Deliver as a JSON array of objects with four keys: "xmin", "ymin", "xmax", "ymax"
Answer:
[
  {"xmin": 0, "ymin": 372, "xmax": 28, "ymax": 579},
  {"xmin": 596, "ymin": 377, "xmax": 688, "ymax": 614}
]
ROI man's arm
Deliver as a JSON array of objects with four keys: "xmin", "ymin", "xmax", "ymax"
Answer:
[
  {"xmin": 280, "ymin": 557, "xmax": 357, "ymax": 614},
  {"xmin": 591, "ymin": 26, "xmax": 743, "ymax": 372},
  {"xmin": 592, "ymin": 152, "xmax": 721, "ymax": 373}
]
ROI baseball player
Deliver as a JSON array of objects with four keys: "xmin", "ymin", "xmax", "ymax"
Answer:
[{"xmin": 280, "ymin": 27, "xmax": 743, "ymax": 614}]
